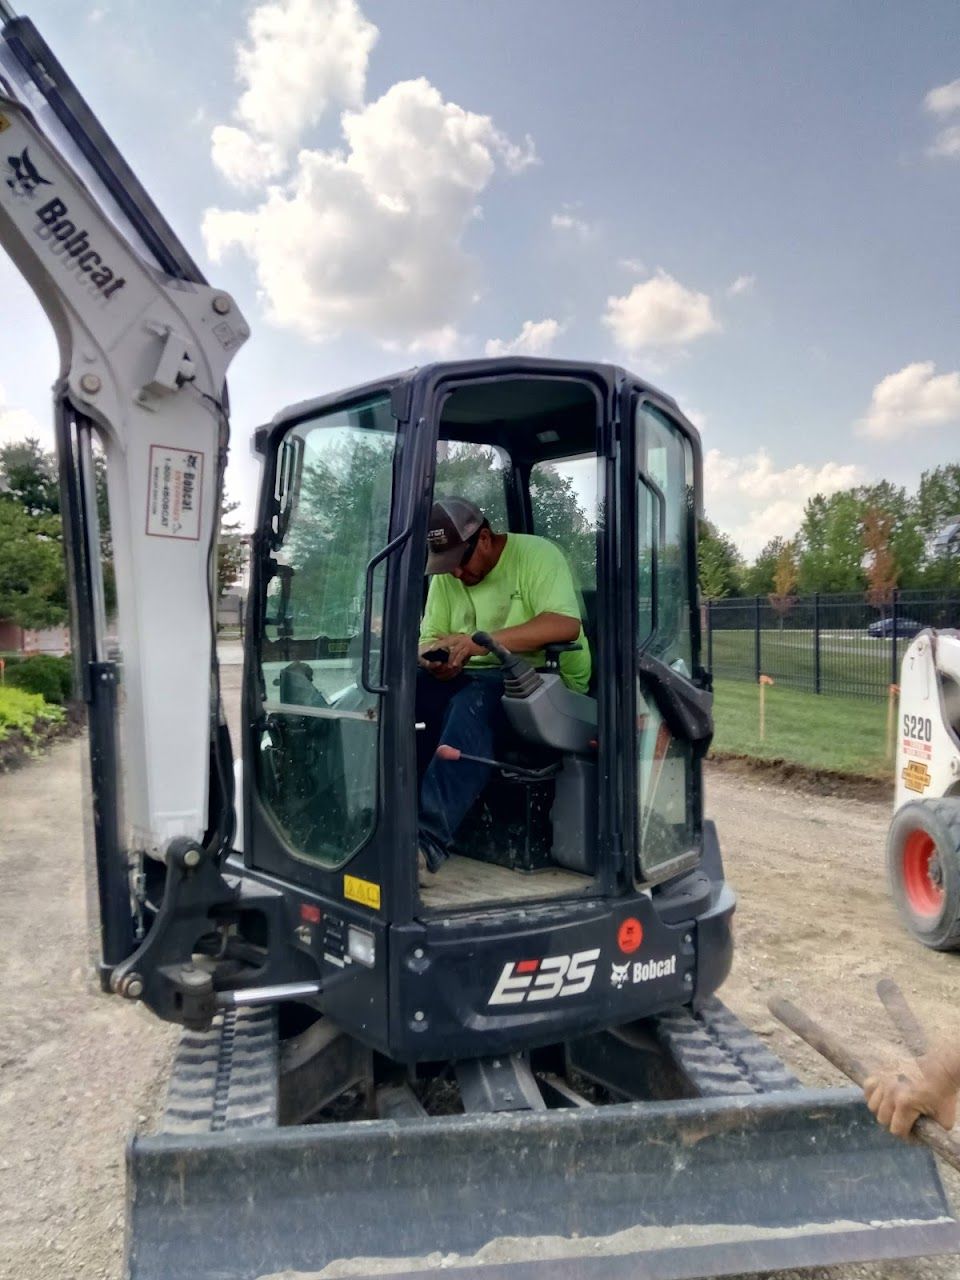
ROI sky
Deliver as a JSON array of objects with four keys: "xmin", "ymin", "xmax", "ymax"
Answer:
[{"xmin": 1, "ymin": 0, "xmax": 958, "ymax": 557}]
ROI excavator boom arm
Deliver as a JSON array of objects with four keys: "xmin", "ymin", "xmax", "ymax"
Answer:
[{"xmin": 0, "ymin": 12, "xmax": 248, "ymax": 974}]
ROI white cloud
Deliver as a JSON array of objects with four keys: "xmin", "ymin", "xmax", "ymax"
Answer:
[
  {"xmin": 383, "ymin": 325, "xmax": 463, "ymax": 358},
  {"xmin": 705, "ymin": 447, "xmax": 864, "ymax": 557},
  {"xmin": 857, "ymin": 361, "xmax": 960, "ymax": 438},
  {"xmin": 0, "ymin": 382, "xmax": 49, "ymax": 451},
  {"xmin": 925, "ymin": 78, "xmax": 960, "ymax": 115},
  {"xmin": 603, "ymin": 270, "xmax": 720, "ymax": 353},
  {"xmin": 551, "ymin": 211, "xmax": 593, "ymax": 239},
  {"xmin": 228, "ymin": 0, "xmax": 376, "ymax": 164},
  {"xmin": 922, "ymin": 78, "xmax": 960, "ymax": 158},
  {"xmin": 204, "ymin": 0, "xmax": 534, "ymax": 344},
  {"xmin": 727, "ymin": 273, "xmax": 755, "ymax": 296},
  {"xmin": 205, "ymin": 64, "xmax": 535, "ymax": 345},
  {"xmin": 619, "ymin": 257, "xmax": 647, "ymax": 275},
  {"xmin": 210, "ymin": 126, "xmax": 286, "ymax": 188},
  {"xmin": 928, "ymin": 124, "xmax": 960, "ymax": 158},
  {"xmin": 484, "ymin": 318, "xmax": 563, "ymax": 358}
]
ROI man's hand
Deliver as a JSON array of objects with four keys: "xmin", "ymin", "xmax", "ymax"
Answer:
[
  {"xmin": 434, "ymin": 633, "xmax": 488, "ymax": 670},
  {"xmin": 864, "ymin": 1049, "xmax": 960, "ymax": 1139},
  {"xmin": 418, "ymin": 640, "xmax": 466, "ymax": 682}
]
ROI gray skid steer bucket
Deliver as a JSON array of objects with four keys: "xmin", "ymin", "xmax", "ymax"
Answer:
[{"xmin": 128, "ymin": 1086, "xmax": 960, "ymax": 1280}]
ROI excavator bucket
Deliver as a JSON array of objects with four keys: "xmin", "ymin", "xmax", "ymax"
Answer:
[{"xmin": 126, "ymin": 1009, "xmax": 960, "ymax": 1280}]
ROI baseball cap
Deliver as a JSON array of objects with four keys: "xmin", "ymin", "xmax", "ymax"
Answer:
[{"xmin": 426, "ymin": 497, "xmax": 485, "ymax": 574}]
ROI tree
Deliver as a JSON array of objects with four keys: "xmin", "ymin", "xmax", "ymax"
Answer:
[
  {"xmin": 742, "ymin": 537, "xmax": 786, "ymax": 596},
  {"xmin": 862, "ymin": 505, "xmax": 898, "ymax": 615},
  {"xmin": 0, "ymin": 435, "xmax": 116, "ymax": 623},
  {"xmin": 768, "ymin": 540, "xmax": 799, "ymax": 627},
  {"xmin": 797, "ymin": 491, "xmax": 865, "ymax": 593},
  {"xmin": 0, "ymin": 497, "xmax": 68, "ymax": 628},
  {"xmin": 0, "ymin": 437, "xmax": 59, "ymax": 517},
  {"xmin": 217, "ymin": 499, "xmax": 246, "ymax": 597},
  {"xmin": 697, "ymin": 518, "xmax": 743, "ymax": 600},
  {"xmin": 856, "ymin": 480, "xmax": 923, "ymax": 589},
  {"xmin": 914, "ymin": 464, "xmax": 960, "ymax": 588}
]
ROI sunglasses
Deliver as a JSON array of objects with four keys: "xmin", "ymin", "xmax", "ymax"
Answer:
[{"xmin": 459, "ymin": 527, "xmax": 482, "ymax": 568}]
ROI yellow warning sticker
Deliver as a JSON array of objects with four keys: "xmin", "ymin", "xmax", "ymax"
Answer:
[
  {"xmin": 0, "ymin": 114, "xmax": 10, "ymax": 133},
  {"xmin": 902, "ymin": 760, "xmax": 932, "ymax": 794},
  {"xmin": 344, "ymin": 874, "xmax": 381, "ymax": 911}
]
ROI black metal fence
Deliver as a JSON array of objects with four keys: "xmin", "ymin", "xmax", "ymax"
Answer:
[{"xmin": 705, "ymin": 590, "xmax": 960, "ymax": 700}]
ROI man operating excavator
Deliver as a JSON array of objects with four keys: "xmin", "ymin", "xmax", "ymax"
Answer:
[{"xmin": 415, "ymin": 497, "xmax": 590, "ymax": 874}]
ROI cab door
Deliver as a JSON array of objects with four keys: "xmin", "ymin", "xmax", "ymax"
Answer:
[
  {"xmin": 242, "ymin": 382, "xmax": 423, "ymax": 916},
  {"xmin": 621, "ymin": 385, "xmax": 713, "ymax": 886}
]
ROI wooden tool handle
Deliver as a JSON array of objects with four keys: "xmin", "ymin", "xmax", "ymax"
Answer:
[
  {"xmin": 768, "ymin": 995, "xmax": 960, "ymax": 1176},
  {"xmin": 877, "ymin": 977, "xmax": 929, "ymax": 1057}
]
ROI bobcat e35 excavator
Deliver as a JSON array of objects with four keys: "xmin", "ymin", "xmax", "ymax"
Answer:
[{"xmin": 2, "ymin": 9, "xmax": 959, "ymax": 1279}]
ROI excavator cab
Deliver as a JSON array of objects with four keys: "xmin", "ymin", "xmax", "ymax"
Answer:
[{"xmin": 237, "ymin": 360, "xmax": 728, "ymax": 1061}]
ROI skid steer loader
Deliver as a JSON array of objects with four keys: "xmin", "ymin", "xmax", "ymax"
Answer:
[
  {"xmin": 887, "ymin": 628, "xmax": 960, "ymax": 949},
  {"xmin": 2, "ymin": 8, "xmax": 959, "ymax": 1279}
]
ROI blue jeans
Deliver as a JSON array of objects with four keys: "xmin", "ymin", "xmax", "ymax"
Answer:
[{"xmin": 416, "ymin": 669, "xmax": 506, "ymax": 869}]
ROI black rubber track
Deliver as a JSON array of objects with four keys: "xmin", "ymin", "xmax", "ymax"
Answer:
[
  {"xmin": 158, "ymin": 996, "xmax": 798, "ymax": 1135},
  {"xmin": 656, "ymin": 996, "xmax": 802, "ymax": 1096},
  {"xmin": 161, "ymin": 1006, "xmax": 278, "ymax": 1134}
]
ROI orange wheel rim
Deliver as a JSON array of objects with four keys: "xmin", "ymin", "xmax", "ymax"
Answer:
[{"xmin": 902, "ymin": 830, "xmax": 944, "ymax": 918}]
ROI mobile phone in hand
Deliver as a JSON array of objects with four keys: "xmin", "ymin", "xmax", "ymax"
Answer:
[{"xmin": 421, "ymin": 647, "xmax": 450, "ymax": 663}]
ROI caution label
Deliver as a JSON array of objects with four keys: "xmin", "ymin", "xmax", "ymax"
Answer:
[
  {"xmin": 344, "ymin": 874, "xmax": 381, "ymax": 911},
  {"xmin": 145, "ymin": 445, "xmax": 203, "ymax": 540},
  {"xmin": 902, "ymin": 760, "xmax": 932, "ymax": 794}
]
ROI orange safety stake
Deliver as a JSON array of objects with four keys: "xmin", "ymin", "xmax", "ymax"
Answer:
[
  {"xmin": 886, "ymin": 683, "xmax": 900, "ymax": 763},
  {"xmin": 758, "ymin": 674, "xmax": 774, "ymax": 741}
]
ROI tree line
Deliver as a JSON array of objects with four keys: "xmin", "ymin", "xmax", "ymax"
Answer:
[
  {"xmin": 3, "ymin": 431, "xmax": 956, "ymax": 631},
  {"xmin": 698, "ymin": 465, "xmax": 960, "ymax": 602}
]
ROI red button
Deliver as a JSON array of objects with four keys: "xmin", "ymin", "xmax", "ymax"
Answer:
[
  {"xmin": 618, "ymin": 917, "xmax": 643, "ymax": 954},
  {"xmin": 300, "ymin": 903, "xmax": 322, "ymax": 924}
]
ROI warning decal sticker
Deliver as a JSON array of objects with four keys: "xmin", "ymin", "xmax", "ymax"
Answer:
[
  {"xmin": 344, "ymin": 874, "xmax": 381, "ymax": 911},
  {"xmin": 146, "ymin": 445, "xmax": 203, "ymax": 541},
  {"xmin": 902, "ymin": 760, "xmax": 932, "ymax": 794}
]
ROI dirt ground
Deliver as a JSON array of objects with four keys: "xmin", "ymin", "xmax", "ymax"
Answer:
[{"xmin": 1, "ymin": 662, "xmax": 958, "ymax": 1280}]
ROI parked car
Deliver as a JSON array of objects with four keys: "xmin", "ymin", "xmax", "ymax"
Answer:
[{"xmin": 867, "ymin": 616, "xmax": 923, "ymax": 639}]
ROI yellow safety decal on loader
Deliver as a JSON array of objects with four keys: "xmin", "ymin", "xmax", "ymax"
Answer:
[
  {"xmin": 344, "ymin": 874, "xmax": 381, "ymax": 911},
  {"xmin": 0, "ymin": 114, "xmax": 10, "ymax": 133},
  {"xmin": 902, "ymin": 760, "xmax": 932, "ymax": 794}
]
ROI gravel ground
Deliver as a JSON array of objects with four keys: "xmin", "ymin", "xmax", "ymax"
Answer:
[{"xmin": 0, "ymin": 663, "xmax": 958, "ymax": 1279}]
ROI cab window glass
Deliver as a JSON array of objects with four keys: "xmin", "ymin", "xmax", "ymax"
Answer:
[
  {"xmin": 433, "ymin": 441, "xmax": 508, "ymax": 528},
  {"xmin": 635, "ymin": 403, "xmax": 696, "ymax": 878},
  {"xmin": 257, "ymin": 395, "xmax": 397, "ymax": 866},
  {"xmin": 530, "ymin": 454, "xmax": 597, "ymax": 591}
]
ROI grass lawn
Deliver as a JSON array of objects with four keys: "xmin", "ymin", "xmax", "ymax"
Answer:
[
  {"xmin": 709, "ymin": 628, "xmax": 908, "ymax": 700},
  {"xmin": 711, "ymin": 679, "xmax": 892, "ymax": 778}
]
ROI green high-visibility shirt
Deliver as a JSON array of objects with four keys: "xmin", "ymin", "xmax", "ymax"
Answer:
[{"xmin": 419, "ymin": 533, "xmax": 591, "ymax": 693}]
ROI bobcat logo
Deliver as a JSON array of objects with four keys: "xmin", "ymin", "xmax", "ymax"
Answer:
[
  {"xmin": 6, "ymin": 148, "xmax": 52, "ymax": 198},
  {"xmin": 610, "ymin": 962, "xmax": 629, "ymax": 990}
]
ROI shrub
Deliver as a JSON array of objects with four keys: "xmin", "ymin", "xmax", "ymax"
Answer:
[
  {"xmin": 4, "ymin": 653, "xmax": 74, "ymax": 704},
  {"xmin": 0, "ymin": 685, "xmax": 64, "ymax": 743}
]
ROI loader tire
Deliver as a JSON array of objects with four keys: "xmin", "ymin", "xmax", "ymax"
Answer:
[{"xmin": 887, "ymin": 797, "xmax": 960, "ymax": 951}]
